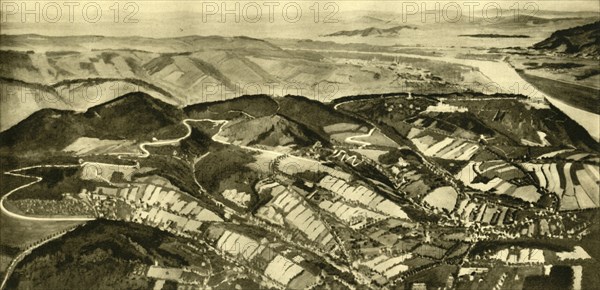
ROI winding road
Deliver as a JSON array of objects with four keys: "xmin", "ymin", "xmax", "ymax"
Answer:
[
  {"xmin": 0, "ymin": 117, "xmax": 323, "ymax": 222},
  {"xmin": 0, "ymin": 119, "xmax": 216, "ymax": 222},
  {"xmin": 345, "ymin": 128, "xmax": 376, "ymax": 148},
  {"xmin": 0, "ymin": 165, "xmax": 93, "ymax": 222},
  {"xmin": 0, "ymin": 118, "xmax": 235, "ymax": 290}
]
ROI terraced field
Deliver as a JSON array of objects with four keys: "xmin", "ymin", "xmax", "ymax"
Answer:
[
  {"xmin": 256, "ymin": 182, "xmax": 337, "ymax": 251},
  {"xmin": 409, "ymin": 129, "xmax": 480, "ymax": 160},
  {"xmin": 318, "ymin": 199, "xmax": 386, "ymax": 229},
  {"xmin": 208, "ymin": 226, "xmax": 318, "ymax": 289},
  {"xmin": 457, "ymin": 161, "xmax": 541, "ymax": 203},
  {"xmin": 522, "ymin": 162, "xmax": 599, "ymax": 210},
  {"xmin": 318, "ymin": 175, "xmax": 410, "ymax": 220}
]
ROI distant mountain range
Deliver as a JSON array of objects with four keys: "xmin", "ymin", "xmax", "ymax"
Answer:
[
  {"xmin": 459, "ymin": 34, "xmax": 530, "ymax": 38},
  {"xmin": 0, "ymin": 34, "xmax": 402, "ymax": 131},
  {"xmin": 1, "ymin": 14, "xmax": 598, "ymax": 131},
  {"xmin": 533, "ymin": 21, "xmax": 600, "ymax": 56},
  {"xmin": 324, "ymin": 25, "xmax": 416, "ymax": 37}
]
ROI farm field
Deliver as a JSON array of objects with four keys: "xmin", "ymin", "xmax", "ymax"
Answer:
[
  {"xmin": 454, "ymin": 198, "xmax": 516, "ymax": 226},
  {"xmin": 319, "ymin": 199, "xmax": 386, "ymax": 229},
  {"xmin": 359, "ymin": 253, "xmax": 413, "ymax": 280},
  {"xmin": 422, "ymin": 186, "xmax": 458, "ymax": 211},
  {"xmin": 62, "ymin": 137, "xmax": 141, "ymax": 156}
]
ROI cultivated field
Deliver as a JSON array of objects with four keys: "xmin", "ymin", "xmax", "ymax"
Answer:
[{"xmin": 422, "ymin": 187, "xmax": 458, "ymax": 211}]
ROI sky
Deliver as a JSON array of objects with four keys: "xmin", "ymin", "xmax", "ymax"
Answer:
[
  {"xmin": 2, "ymin": 1, "xmax": 598, "ymax": 18},
  {"xmin": 1, "ymin": 0, "xmax": 598, "ymax": 39},
  {"xmin": 139, "ymin": 0, "xmax": 599, "ymax": 13},
  {"xmin": 341, "ymin": 1, "xmax": 599, "ymax": 12}
]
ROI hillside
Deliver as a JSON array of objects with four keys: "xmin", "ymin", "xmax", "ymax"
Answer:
[
  {"xmin": 336, "ymin": 93, "xmax": 600, "ymax": 152},
  {"xmin": 277, "ymin": 95, "xmax": 369, "ymax": 141},
  {"xmin": 0, "ymin": 76, "xmax": 179, "ymax": 131},
  {"xmin": 533, "ymin": 21, "xmax": 600, "ymax": 56},
  {"xmin": 0, "ymin": 92, "xmax": 183, "ymax": 153},
  {"xmin": 6, "ymin": 220, "xmax": 249, "ymax": 290},
  {"xmin": 0, "ymin": 78, "xmax": 66, "ymax": 131},
  {"xmin": 219, "ymin": 114, "xmax": 325, "ymax": 147},
  {"xmin": 185, "ymin": 95, "xmax": 279, "ymax": 119}
]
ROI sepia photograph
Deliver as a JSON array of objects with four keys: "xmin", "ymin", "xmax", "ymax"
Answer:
[{"xmin": 0, "ymin": 0, "xmax": 599, "ymax": 289}]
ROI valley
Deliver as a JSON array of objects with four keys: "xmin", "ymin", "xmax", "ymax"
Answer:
[
  {"xmin": 0, "ymin": 5, "xmax": 599, "ymax": 290},
  {"xmin": 1, "ymin": 88, "xmax": 598, "ymax": 289}
]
